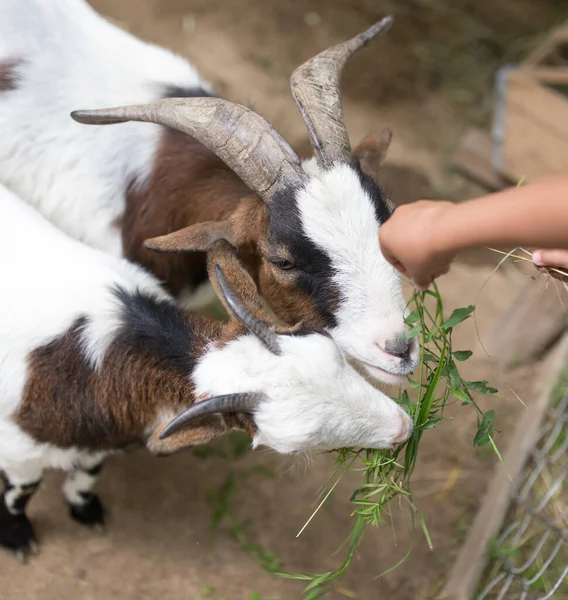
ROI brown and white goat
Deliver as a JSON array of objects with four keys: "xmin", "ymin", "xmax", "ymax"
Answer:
[
  {"xmin": 0, "ymin": 0, "xmax": 418, "ymax": 385},
  {"xmin": 0, "ymin": 182, "xmax": 411, "ymax": 561}
]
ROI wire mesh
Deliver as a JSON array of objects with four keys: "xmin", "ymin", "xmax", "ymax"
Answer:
[{"xmin": 477, "ymin": 385, "xmax": 568, "ymax": 600}]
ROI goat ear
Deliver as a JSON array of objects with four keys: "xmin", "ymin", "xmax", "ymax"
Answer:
[
  {"xmin": 207, "ymin": 239, "xmax": 267, "ymax": 319},
  {"xmin": 352, "ymin": 128, "xmax": 392, "ymax": 181},
  {"xmin": 143, "ymin": 196, "xmax": 266, "ymax": 254},
  {"xmin": 144, "ymin": 220, "xmax": 236, "ymax": 253},
  {"xmin": 146, "ymin": 414, "xmax": 227, "ymax": 456}
]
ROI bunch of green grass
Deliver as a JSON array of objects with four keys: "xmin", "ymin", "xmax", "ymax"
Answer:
[
  {"xmin": 205, "ymin": 284, "xmax": 501, "ymax": 598},
  {"xmin": 270, "ymin": 283, "xmax": 501, "ymax": 599}
]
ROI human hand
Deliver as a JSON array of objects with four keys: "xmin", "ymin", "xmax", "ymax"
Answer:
[
  {"xmin": 532, "ymin": 249, "xmax": 568, "ymax": 282},
  {"xmin": 379, "ymin": 200, "xmax": 456, "ymax": 290}
]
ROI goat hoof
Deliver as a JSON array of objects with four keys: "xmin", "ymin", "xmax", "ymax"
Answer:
[
  {"xmin": 68, "ymin": 493, "xmax": 106, "ymax": 528},
  {"xmin": 0, "ymin": 503, "xmax": 37, "ymax": 562}
]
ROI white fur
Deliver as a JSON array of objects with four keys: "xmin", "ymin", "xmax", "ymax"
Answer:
[
  {"xmin": 0, "ymin": 0, "xmax": 416, "ymax": 387},
  {"xmin": 62, "ymin": 470, "xmax": 96, "ymax": 505},
  {"xmin": 62, "ymin": 452, "xmax": 107, "ymax": 506},
  {"xmin": 194, "ymin": 334, "xmax": 412, "ymax": 454},
  {"xmin": 1, "ymin": 183, "xmax": 411, "ymax": 483},
  {"xmin": 0, "ymin": 0, "xmax": 207, "ymax": 257},
  {"xmin": 297, "ymin": 163, "xmax": 419, "ymax": 383}
]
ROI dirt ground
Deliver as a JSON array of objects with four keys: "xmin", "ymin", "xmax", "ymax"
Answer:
[{"xmin": 2, "ymin": 1, "xmax": 566, "ymax": 599}]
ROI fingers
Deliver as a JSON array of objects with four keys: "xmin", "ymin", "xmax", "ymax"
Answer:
[
  {"xmin": 411, "ymin": 265, "xmax": 451, "ymax": 291},
  {"xmin": 532, "ymin": 249, "xmax": 568, "ymax": 283},
  {"xmin": 378, "ymin": 232, "xmax": 398, "ymax": 267},
  {"xmin": 532, "ymin": 249, "xmax": 568, "ymax": 269},
  {"xmin": 378, "ymin": 236, "xmax": 410, "ymax": 278}
]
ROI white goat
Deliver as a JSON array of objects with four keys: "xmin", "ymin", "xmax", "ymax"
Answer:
[
  {"xmin": 0, "ymin": 182, "xmax": 412, "ymax": 561},
  {"xmin": 0, "ymin": 0, "xmax": 419, "ymax": 385}
]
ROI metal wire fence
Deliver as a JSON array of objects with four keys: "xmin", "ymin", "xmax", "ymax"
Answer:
[{"xmin": 477, "ymin": 382, "xmax": 568, "ymax": 600}]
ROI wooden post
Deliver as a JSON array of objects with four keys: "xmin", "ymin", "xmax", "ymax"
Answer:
[{"xmin": 485, "ymin": 277, "xmax": 568, "ymax": 367}]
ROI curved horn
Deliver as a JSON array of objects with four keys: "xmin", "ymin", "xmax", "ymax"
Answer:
[
  {"xmin": 290, "ymin": 16, "xmax": 394, "ymax": 170},
  {"xmin": 215, "ymin": 265, "xmax": 281, "ymax": 355},
  {"xmin": 71, "ymin": 97, "xmax": 307, "ymax": 203},
  {"xmin": 160, "ymin": 393, "xmax": 266, "ymax": 439}
]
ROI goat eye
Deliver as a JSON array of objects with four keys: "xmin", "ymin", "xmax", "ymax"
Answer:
[{"xmin": 272, "ymin": 258, "xmax": 296, "ymax": 271}]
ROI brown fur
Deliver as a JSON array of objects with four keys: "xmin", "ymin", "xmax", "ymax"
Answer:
[
  {"xmin": 258, "ymin": 263, "xmax": 320, "ymax": 328},
  {"xmin": 127, "ymin": 130, "xmax": 330, "ymax": 327},
  {"xmin": 352, "ymin": 129, "xmax": 396, "ymax": 212},
  {"xmin": 0, "ymin": 58, "xmax": 23, "ymax": 92},
  {"xmin": 15, "ymin": 245, "xmax": 279, "ymax": 456},
  {"xmin": 124, "ymin": 129, "xmax": 390, "ymax": 329},
  {"xmin": 123, "ymin": 129, "xmax": 262, "ymax": 295},
  {"xmin": 352, "ymin": 129, "xmax": 393, "ymax": 182},
  {"xmin": 17, "ymin": 315, "xmax": 225, "ymax": 453}
]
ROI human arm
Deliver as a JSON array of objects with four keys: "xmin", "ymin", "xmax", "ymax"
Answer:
[{"xmin": 379, "ymin": 175, "xmax": 568, "ymax": 290}]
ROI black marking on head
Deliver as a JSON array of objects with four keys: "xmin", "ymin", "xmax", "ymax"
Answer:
[
  {"xmin": 268, "ymin": 187, "xmax": 339, "ymax": 328},
  {"xmin": 351, "ymin": 159, "xmax": 392, "ymax": 224},
  {"xmin": 162, "ymin": 84, "xmax": 217, "ymax": 99},
  {"xmin": 113, "ymin": 287, "xmax": 195, "ymax": 376}
]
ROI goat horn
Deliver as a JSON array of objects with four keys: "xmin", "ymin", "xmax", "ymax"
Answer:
[
  {"xmin": 215, "ymin": 265, "xmax": 281, "ymax": 355},
  {"xmin": 71, "ymin": 97, "xmax": 307, "ymax": 203},
  {"xmin": 160, "ymin": 393, "xmax": 266, "ymax": 439},
  {"xmin": 290, "ymin": 16, "xmax": 394, "ymax": 170}
]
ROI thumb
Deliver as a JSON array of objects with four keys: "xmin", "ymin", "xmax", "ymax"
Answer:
[{"xmin": 532, "ymin": 249, "xmax": 568, "ymax": 268}]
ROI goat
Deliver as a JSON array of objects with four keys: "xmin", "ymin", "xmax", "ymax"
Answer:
[
  {"xmin": 0, "ymin": 182, "xmax": 412, "ymax": 561},
  {"xmin": 0, "ymin": 0, "xmax": 419, "ymax": 385}
]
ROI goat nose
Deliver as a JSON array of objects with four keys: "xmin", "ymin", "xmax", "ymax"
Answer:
[
  {"xmin": 384, "ymin": 336, "xmax": 411, "ymax": 359},
  {"xmin": 393, "ymin": 410, "xmax": 413, "ymax": 445}
]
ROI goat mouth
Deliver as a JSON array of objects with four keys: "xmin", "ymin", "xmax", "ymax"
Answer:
[{"xmin": 359, "ymin": 360, "xmax": 409, "ymax": 384}]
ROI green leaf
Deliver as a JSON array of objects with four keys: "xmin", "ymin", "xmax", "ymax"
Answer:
[
  {"xmin": 451, "ymin": 387, "xmax": 473, "ymax": 405},
  {"xmin": 249, "ymin": 593, "xmax": 261, "ymax": 600},
  {"xmin": 202, "ymin": 585, "xmax": 214, "ymax": 598},
  {"xmin": 418, "ymin": 415, "xmax": 443, "ymax": 431},
  {"xmin": 399, "ymin": 390, "xmax": 412, "ymax": 411},
  {"xmin": 419, "ymin": 510, "xmax": 433, "ymax": 550},
  {"xmin": 465, "ymin": 380, "xmax": 499, "ymax": 395},
  {"xmin": 441, "ymin": 305, "xmax": 475, "ymax": 330},
  {"xmin": 445, "ymin": 359, "xmax": 462, "ymax": 389},
  {"xmin": 405, "ymin": 309, "xmax": 420, "ymax": 326},
  {"xmin": 453, "ymin": 350, "xmax": 473, "ymax": 362},
  {"xmin": 473, "ymin": 410, "xmax": 496, "ymax": 447},
  {"xmin": 404, "ymin": 324, "xmax": 422, "ymax": 340},
  {"xmin": 422, "ymin": 352, "xmax": 438, "ymax": 363},
  {"xmin": 407, "ymin": 378, "xmax": 422, "ymax": 388}
]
